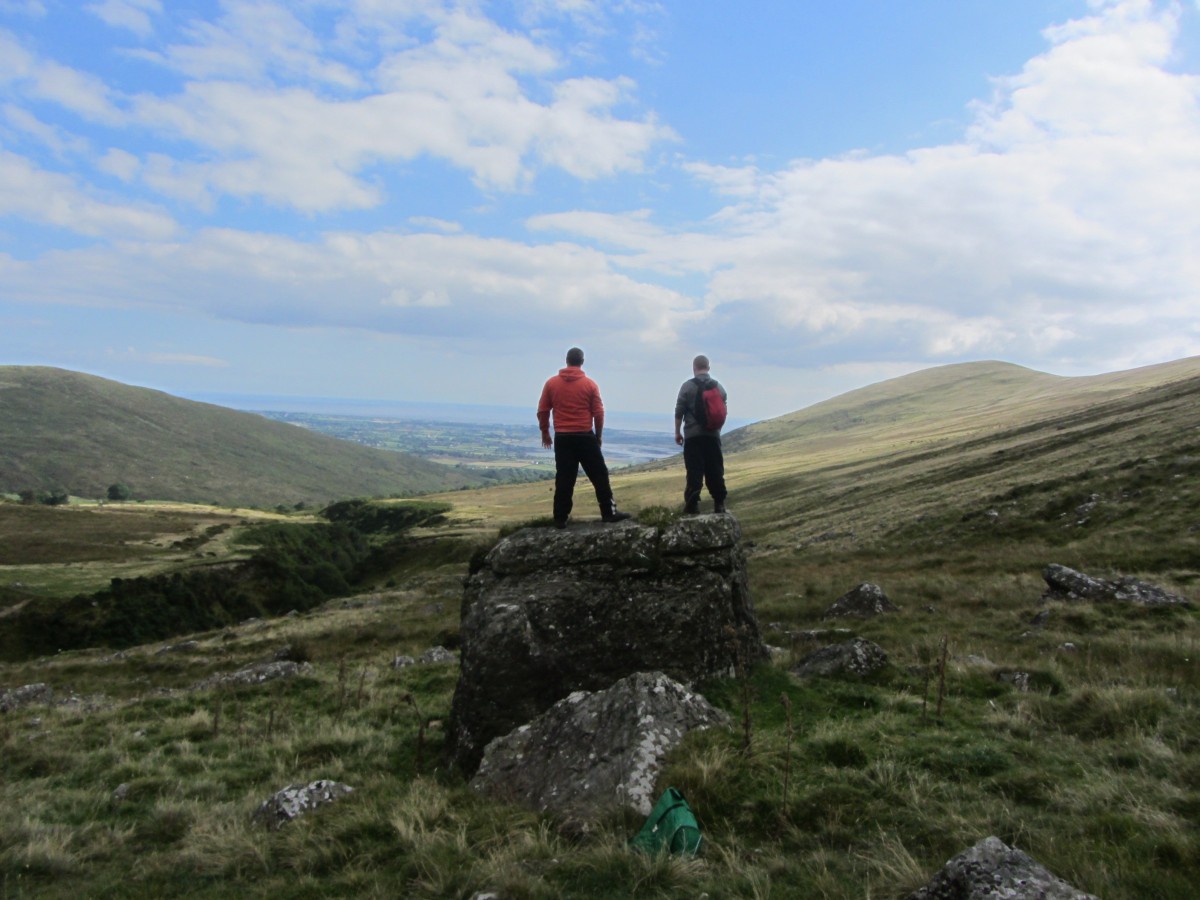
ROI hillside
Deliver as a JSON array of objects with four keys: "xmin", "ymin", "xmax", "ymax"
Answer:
[
  {"xmin": 2, "ymin": 356, "xmax": 1199, "ymax": 897},
  {"xmin": 705, "ymin": 355, "xmax": 1200, "ymax": 549},
  {"xmin": 429, "ymin": 355, "xmax": 1200, "ymax": 540},
  {"xmin": 723, "ymin": 356, "xmax": 1200, "ymax": 456},
  {"xmin": 0, "ymin": 367, "xmax": 473, "ymax": 507}
]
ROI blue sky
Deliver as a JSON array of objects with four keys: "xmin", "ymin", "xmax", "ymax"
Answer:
[{"xmin": 3, "ymin": 0, "xmax": 1199, "ymax": 423}]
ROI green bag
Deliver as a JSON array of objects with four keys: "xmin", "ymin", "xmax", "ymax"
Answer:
[{"xmin": 630, "ymin": 787, "xmax": 702, "ymax": 856}]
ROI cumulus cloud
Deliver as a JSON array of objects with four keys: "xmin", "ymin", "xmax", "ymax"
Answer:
[
  {"xmin": 86, "ymin": 0, "xmax": 161, "ymax": 38},
  {"xmin": 2, "ymin": 226, "xmax": 697, "ymax": 349},
  {"xmin": 541, "ymin": 0, "xmax": 1200, "ymax": 372},
  {"xmin": 95, "ymin": 1, "xmax": 673, "ymax": 207},
  {"xmin": 0, "ymin": 150, "xmax": 176, "ymax": 239}
]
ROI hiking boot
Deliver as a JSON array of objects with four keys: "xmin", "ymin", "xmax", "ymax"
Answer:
[
  {"xmin": 714, "ymin": 500, "xmax": 726, "ymax": 514},
  {"xmin": 683, "ymin": 501, "xmax": 699, "ymax": 515},
  {"xmin": 602, "ymin": 510, "xmax": 632, "ymax": 523},
  {"xmin": 555, "ymin": 518, "xmax": 569, "ymax": 529}
]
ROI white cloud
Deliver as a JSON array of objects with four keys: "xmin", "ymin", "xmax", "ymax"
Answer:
[
  {"xmin": 103, "ymin": 1, "xmax": 671, "ymax": 207},
  {"xmin": 1, "ymin": 227, "xmax": 697, "ymax": 350},
  {"xmin": 86, "ymin": 0, "xmax": 161, "ymax": 38},
  {"xmin": 0, "ymin": 150, "xmax": 176, "ymax": 239},
  {"xmin": 538, "ymin": 0, "xmax": 1200, "ymax": 371}
]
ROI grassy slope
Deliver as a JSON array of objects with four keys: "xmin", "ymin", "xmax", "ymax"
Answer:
[
  {"xmin": 427, "ymin": 355, "xmax": 1200, "ymax": 536},
  {"xmin": 2, "ymin": 357, "xmax": 1199, "ymax": 898},
  {"xmin": 0, "ymin": 367, "xmax": 472, "ymax": 507}
]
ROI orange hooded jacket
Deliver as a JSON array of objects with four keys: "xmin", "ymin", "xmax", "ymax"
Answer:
[{"xmin": 537, "ymin": 366, "xmax": 605, "ymax": 436}]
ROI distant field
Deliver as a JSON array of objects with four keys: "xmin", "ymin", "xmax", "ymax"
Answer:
[
  {"xmin": 0, "ymin": 502, "xmax": 292, "ymax": 597},
  {"xmin": 258, "ymin": 411, "xmax": 679, "ymax": 469}
]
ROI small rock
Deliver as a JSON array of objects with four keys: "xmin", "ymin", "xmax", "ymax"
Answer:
[
  {"xmin": 419, "ymin": 646, "xmax": 456, "ymax": 665},
  {"xmin": 791, "ymin": 638, "xmax": 888, "ymax": 678},
  {"xmin": 995, "ymin": 671, "xmax": 1032, "ymax": 692},
  {"xmin": 252, "ymin": 780, "xmax": 354, "ymax": 830},
  {"xmin": 391, "ymin": 655, "xmax": 416, "ymax": 669},
  {"xmin": 192, "ymin": 661, "xmax": 313, "ymax": 691},
  {"xmin": 822, "ymin": 583, "xmax": 898, "ymax": 619}
]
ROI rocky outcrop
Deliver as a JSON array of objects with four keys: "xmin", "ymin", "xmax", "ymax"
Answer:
[
  {"xmin": 909, "ymin": 835, "xmax": 1097, "ymax": 899},
  {"xmin": 822, "ymin": 582, "xmax": 898, "ymax": 619},
  {"xmin": 252, "ymin": 780, "xmax": 354, "ymax": 830},
  {"xmin": 445, "ymin": 515, "xmax": 765, "ymax": 774},
  {"xmin": 791, "ymin": 637, "xmax": 888, "ymax": 678},
  {"xmin": 0, "ymin": 682, "xmax": 54, "ymax": 712},
  {"xmin": 1041, "ymin": 564, "xmax": 1191, "ymax": 607},
  {"xmin": 470, "ymin": 671, "xmax": 728, "ymax": 821},
  {"xmin": 191, "ymin": 661, "xmax": 314, "ymax": 691}
]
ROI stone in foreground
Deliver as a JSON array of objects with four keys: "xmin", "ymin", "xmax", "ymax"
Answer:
[
  {"xmin": 470, "ymin": 671, "xmax": 728, "ymax": 822},
  {"xmin": 252, "ymin": 779, "xmax": 354, "ymax": 830},
  {"xmin": 445, "ymin": 515, "xmax": 764, "ymax": 774},
  {"xmin": 909, "ymin": 836, "xmax": 1098, "ymax": 899},
  {"xmin": 791, "ymin": 637, "xmax": 888, "ymax": 678}
]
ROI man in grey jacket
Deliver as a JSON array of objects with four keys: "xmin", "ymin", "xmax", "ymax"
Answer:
[{"xmin": 674, "ymin": 354, "xmax": 728, "ymax": 514}]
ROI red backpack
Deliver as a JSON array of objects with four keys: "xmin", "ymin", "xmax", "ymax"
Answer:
[{"xmin": 691, "ymin": 377, "xmax": 727, "ymax": 431}]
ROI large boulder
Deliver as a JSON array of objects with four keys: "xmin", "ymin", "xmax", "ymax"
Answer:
[
  {"xmin": 445, "ymin": 515, "xmax": 765, "ymax": 774},
  {"xmin": 909, "ymin": 835, "xmax": 1097, "ymax": 899},
  {"xmin": 470, "ymin": 671, "xmax": 728, "ymax": 822},
  {"xmin": 1041, "ymin": 564, "xmax": 1191, "ymax": 607}
]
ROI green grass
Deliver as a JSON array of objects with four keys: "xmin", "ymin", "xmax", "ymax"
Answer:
[{"xmin": 2, "ymin": 360, "xmax": 1200, "ymax": 896}]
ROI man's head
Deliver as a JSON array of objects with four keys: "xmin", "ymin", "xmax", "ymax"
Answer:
[
  {"xmin": 566, "ymin": 347, "xmax": 585, "ymax": 366},
  {"xmin": 692, "ymin": 354, "xmax": 710, "ymax": 374}
]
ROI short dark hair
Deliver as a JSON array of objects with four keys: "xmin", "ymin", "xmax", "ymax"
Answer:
[
  {"xmin": 566, "ymin": 347, "xmax": 584, "ymax": 366},
  {"xmin": 692, "ymin": 354, "xmax": 710, "ymax": 371}
]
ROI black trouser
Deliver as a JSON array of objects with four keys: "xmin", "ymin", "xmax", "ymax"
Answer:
[
  {"xmin": 683, "ymin": 434, "xmax": 727, "ymax": 507},
  {"xmin": 553, "ymin": 431, "xmax": 616, "ymax": 523}
]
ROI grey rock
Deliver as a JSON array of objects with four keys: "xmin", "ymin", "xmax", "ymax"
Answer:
[
  {"xmin": 996, "ymin": 671, "xmax": 1032, "ymax": 692},
  {"xmin": 156, "ymin": 640, "xmax": 199, "ymax": 655},
  {"xmin": 252, "ymin": 779, "xmax": 354, "ymax": 830},
  {"xmin": 391, "ymin": 655, "xmax": 417, "ymax": 669},
  {"xmin": 446, "ymin": 516, "xmax": 764, "ymax": 774},
  {"xmin": 419, "ymin": 646, "xmax": 456, "ymax": 665},
  {"xmin": 791, "ymin": 638, "xmax": 888, "ymax": 678},
  {"xmin": 192, "ymin": 661, "xmax": 313, "ymax": 691},
  {"xmin": 111, "ymin": 783, "xmax": 129, "ymax": 804},
  {"xmin": 1041, "ymin": 564, "xmax": 1190, "ymax": 607},
  {"xmin": 822, "ymin": 583, "xmax": 899, "ymax": 619},
  {"xmin": 0, "ymin": 683, "xmax": 53, "ymax": 712},
  {"xmin": 471, "ymin": 671, "xmax": 728, "ymax": 820},
  {"xmin": 909, "ymin": 835, "xmax": 1097, "ymax": 899}
]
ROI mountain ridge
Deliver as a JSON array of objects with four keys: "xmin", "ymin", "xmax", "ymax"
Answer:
[
  {"xmin": 723, "ymin": 356, "xmax": 1200, "ymax": 455},
  {"xmin": 0, "ymin": 366, "xmax": 473, "ymax": 507}
]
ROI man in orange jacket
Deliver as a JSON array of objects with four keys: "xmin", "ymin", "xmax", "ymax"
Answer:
[{"xmin": 538, "ymin": 347, "xmax": 632, "ymax": 528}]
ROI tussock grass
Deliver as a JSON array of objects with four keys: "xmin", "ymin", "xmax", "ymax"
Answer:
[{"xmin": 4, "ymin": 361, "xmax": 1200, "ymax": 896}]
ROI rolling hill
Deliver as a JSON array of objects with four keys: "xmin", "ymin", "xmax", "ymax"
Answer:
[
  {"xmin": 0, "ymin": 367, "xmax": 474, "ymax": 507},
  {"xmin": 3, "ymin": 356, "xmax": 1200, "ymax": 897},
  {"xmin": 429, "ymin": 355, "xmax": 1200, "ymax": 548}
]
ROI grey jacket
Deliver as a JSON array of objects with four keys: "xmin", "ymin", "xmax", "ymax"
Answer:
[{"xmin": 675, "ymin": 374, "xmax": 727, "ymax": 440}]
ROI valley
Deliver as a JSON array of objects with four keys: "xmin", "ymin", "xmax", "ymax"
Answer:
[{"xmin": 1, "ymin": 357, "xmax": 1198, "ymax": 898}]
